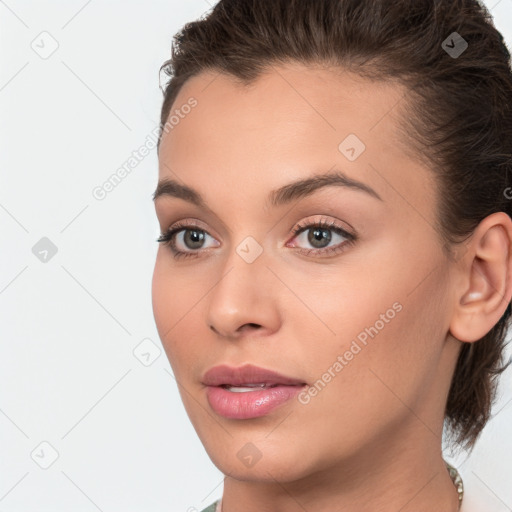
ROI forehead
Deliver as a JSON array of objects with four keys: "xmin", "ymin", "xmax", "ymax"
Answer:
[
  {"xmin": 157, "ymin": 62, "xmax": 436, "ymax": 221},
  {"xmin": 161, "ymin": 62, "xmax": 409, "ymax": 147}
]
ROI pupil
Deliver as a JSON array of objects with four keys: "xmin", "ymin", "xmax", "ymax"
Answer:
[
  {"xmin": 185, "ymin": 229, "xmax": 205, "ymax": 249},
  {"xmin": 308, "ymin": 227, "xmax": 331, "ymax": 248}
]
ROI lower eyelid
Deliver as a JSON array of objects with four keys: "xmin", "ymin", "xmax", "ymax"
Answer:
[{"xmin": 161, "ymin": 221, "xmax": 355, "ymax": 255}]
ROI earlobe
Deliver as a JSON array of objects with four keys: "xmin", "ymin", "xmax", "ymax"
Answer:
[{"xmin": 449, "ymin": 212, "xmax": 512, "ymax": 343}]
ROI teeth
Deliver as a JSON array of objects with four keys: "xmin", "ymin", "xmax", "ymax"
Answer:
[
  {"xmin": 223, "ymin": 383, "xmax": 275, "ymax": 392},
  {"xmin": 226, "ymin": 386, "xmax": 264, "ymax": 392}
]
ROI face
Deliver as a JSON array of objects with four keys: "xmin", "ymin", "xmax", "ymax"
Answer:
[{"xmin": 152, "ymin": 62, "xmax": 461, "ymax": 483}]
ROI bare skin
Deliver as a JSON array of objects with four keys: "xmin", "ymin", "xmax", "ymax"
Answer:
[{"xmin": 152, "ymin": 62, "xmax": 512, "ymax": 512}]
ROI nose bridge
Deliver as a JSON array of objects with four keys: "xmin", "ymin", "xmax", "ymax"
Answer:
[{"xmin": 205, "ymin": 234, "xmax": 280, "ymax": 337}]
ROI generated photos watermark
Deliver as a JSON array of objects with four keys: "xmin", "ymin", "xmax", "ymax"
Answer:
[{"xmin": 298, "ymin": 301, "xmax": 403, "ymax": 405}]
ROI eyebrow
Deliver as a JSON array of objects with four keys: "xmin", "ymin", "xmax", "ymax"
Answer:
[{"xmin": 152, "ymin": 169, "xmax": 383, "ymax": 209}]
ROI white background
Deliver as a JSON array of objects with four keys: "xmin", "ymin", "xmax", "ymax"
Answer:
[{"xmin": 0, "ymin": 1, "xmax": 511, "ymax": 511}]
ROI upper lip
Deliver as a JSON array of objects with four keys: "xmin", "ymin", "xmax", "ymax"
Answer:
[{"xmin": 202, "ymin": 364, "xmax": 307, "ymax": 387}]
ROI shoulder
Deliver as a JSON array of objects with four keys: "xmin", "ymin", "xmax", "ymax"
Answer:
[{"xmin": 199, "ymin": 499, "xmax": 221, "ymax": 512}]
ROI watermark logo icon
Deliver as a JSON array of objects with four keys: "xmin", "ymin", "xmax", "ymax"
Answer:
[
  {"xmin": 32, "ymin": 237, "xmax": 58, "ymax": 263},
  {"xmin": 133, "ymin": 338, "xmax": 161, "ymax": 367},
  {"xmin": 31, "ymin": 31, "xmax": 59, "ymax": 59},
  {"xmin": 236, "ymin": 236, "xmax": 263, "ymax": 264},
  {"xmin": 237, "ymin": 442, "xmax": 263, "ymax": 468},
  {"xmin": 442, "ymin": 32, "xmax": 468, "ymax": 59},
  {"xmin": 31, "ymin": 441, "xmax": 59, "ymax": 469},
  {"xmin": 339, "ymin": 134, "xmax": 366, "ymax": 161}
]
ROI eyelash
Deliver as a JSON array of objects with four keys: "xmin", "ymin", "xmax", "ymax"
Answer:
[{"xmin": 156, "ymin": 218, "xmax": 357, "ymax": 260}]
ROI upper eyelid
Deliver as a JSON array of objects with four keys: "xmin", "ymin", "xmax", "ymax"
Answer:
[
  {"xmin": 165, "ymin": 218, "xmax": 352, "ymax": 244},
  {"xmin": 166, "ymin": 217, "xmax": 346, "ymax": 233},
  {"xmin": 163, "ymin": 223, "xmax": 354, "ymax": 261},
  {"xmin": 168, "ymin": 218, "xmax": 212, "ymax": 234},
  {"xmin": 154, "ymin": 188, "xmax": 363, "ymax": 237}
]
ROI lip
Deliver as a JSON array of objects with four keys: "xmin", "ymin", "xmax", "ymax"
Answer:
[
  {"xmin": 202, "ymin": 363, "xmax": 307, "ymax": 387},
  {"xmin": 202, "ymin": 364, "xmax": 307, "ymax": 419}
]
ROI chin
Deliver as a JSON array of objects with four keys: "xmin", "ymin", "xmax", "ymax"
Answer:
[{"xmin": 202, "ymin": 437, "xmax": 317, "ymax": 483}]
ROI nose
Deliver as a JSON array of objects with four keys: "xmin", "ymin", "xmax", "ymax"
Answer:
[
  {"xmin": 209, "ymin": 321, "xmax": 263, "ymax": 338},
  {"xmin": 206, "ymin": 245, "xmax": 282, "ymax": 340}
]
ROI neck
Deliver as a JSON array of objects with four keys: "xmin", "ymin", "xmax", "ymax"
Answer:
[{"xmin": 220, "ymin": 427, "xmax": 460, "ymax": 512}]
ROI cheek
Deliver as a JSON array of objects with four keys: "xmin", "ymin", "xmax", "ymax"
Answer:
[
  {"xmin": 292, "ymin": 243, "xmax": 449, "ymax": 412},
  {"xmin": 151, "ymin": 256, "xmax": 195, "ymax": 362},
  {"xmin": 151, "ymin": 257, "xmax": 172, "ymax": 336},
  {"xmin": 151, "ymin": 254, "xmax": 222, "ymax": 379}
]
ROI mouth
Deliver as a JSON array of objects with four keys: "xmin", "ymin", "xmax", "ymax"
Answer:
[
  {"xmin": 201, "ymin": 364, "xmax": 308, "ymax": 419},
  {"xmin": 201, "ymin": 363, "xmax": 307, "ymax": 387},
  {"xmin": 218, "ymin": 383, "xmax": 304, "ymax": 392},
  {"xmin": 205, "ymin": 383, "xmax": 307, "ymax": 419}
]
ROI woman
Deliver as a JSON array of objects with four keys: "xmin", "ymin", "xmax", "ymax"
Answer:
[{"xmin": 152, "ymin": 0, "xmax": 512, "ymax": 510}]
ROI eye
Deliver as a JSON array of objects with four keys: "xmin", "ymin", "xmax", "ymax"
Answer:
[
  {"xmin": 156, "ymin": 220, "xmax": 219, "ymax": 259},
  {"xmin": 287, "ymin": 217, "xmax": 356, "ymax": 257},
  {"xmin": 157, "ymin": 217, "xmax": 357, "ymax": 260}
]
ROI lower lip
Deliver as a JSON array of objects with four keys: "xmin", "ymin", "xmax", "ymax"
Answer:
[{"xmin": 205, "ymin": 384, "xmax": 306, "ymax": 419}]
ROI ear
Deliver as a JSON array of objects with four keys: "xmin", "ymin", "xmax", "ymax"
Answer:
[{"xmin": 449, "ymin": 212, "xmax": 512, "ymax": 343}]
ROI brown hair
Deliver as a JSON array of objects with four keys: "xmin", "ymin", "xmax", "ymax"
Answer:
[{"xmin": 157, "ymin": 0, "xmax": 512, "ymax": 451}]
